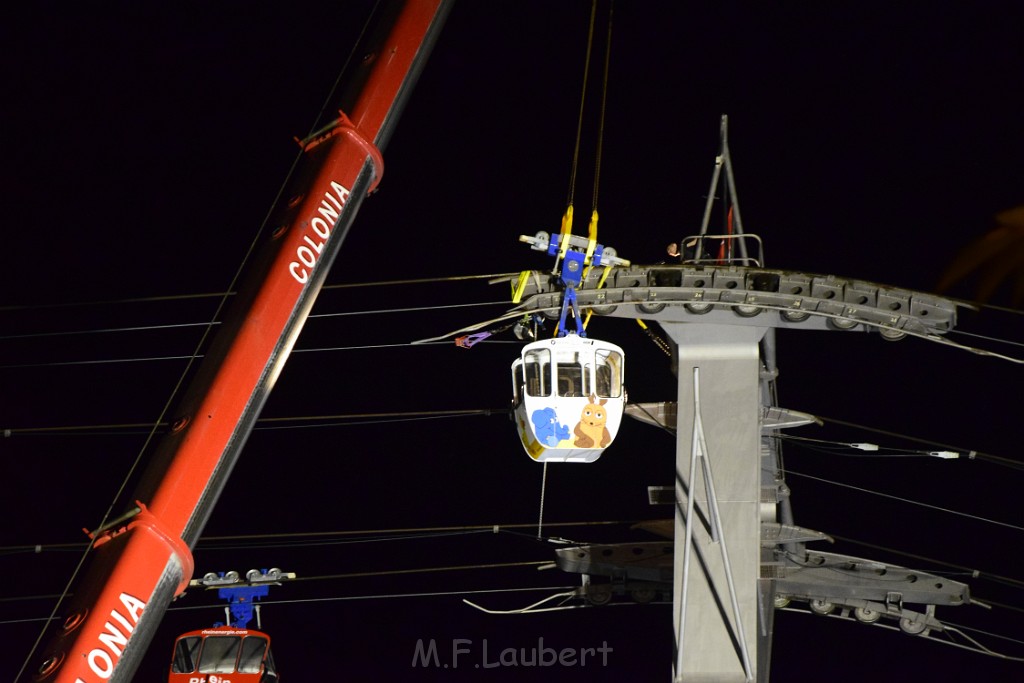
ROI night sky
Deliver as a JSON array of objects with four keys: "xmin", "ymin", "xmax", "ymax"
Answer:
[{"xmin": 3, "ymin": 2, "xmax": 1024, "ymax": 681}]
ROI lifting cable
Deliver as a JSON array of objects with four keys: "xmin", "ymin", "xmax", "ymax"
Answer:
[
  {"xmin": 558, "ymin": 1, "xmax": 630, "ymax": 334},
  {"xmin": 581, "ymin": 0, "xmax": 614, "ymax": 334},
  {"xmin": 537, "ymin": 1, "xmax": 613, "ymax": 532},
  {"xmin": 556, "ymin": 0, "xmax": 614, "ymax": 289},
  {"xmin": 562, "ymin": 1, "xmax": 597, "ymax": 226},
  {"xmin": 538, "ymin": 463, "xmax": 549, "ymax": 539},
  {"xmin": 589, "ymin": 0, "xmax": 613, "ymax": 219},
  {"xmin": 563, "ymin": 0, "xmax": 612, "ymax": 216}
]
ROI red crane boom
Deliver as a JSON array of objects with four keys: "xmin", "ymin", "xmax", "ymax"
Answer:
[{"xmin": 27, "ymin": 3, "xmax": 452, "ymax": 681}]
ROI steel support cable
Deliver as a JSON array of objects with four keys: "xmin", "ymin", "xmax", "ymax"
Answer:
[
  {"xmin": 935, "ymin": 623, "xmax": 1024, "ymax": 661},
  {"xmin": 0, "ymin": 319, "xmax": 224, "ymax": 341},
  {"xmin": 779, "ymin": 608, "xmax": 1024, "ymax": 662},
  {"xmin": 420, "ymin": 293, "xmax": 1024, "ymax": 361},
  {"xmin": 192, "ymin": 520, "xmax": 626, "ymax": 548},
  {"xmin": 10, "ymin": 559, "xmax": 1023, "ymax": 619},
  {"xmin": 815, "ymin": 415, "xmax": 1024, "ymax": 471},
  {"xmin": 291, "ymin": 560, "xmax": 552, "ymax": 583},
  {"xmin": 778, "ymin": 467, "xmax": 1024, "ymax": 533},
  {"xmin": 949, "ymin": 327, "xmax": 1024, "ymax": 349},
  {"xmin": 10, "ymin": 523, "xmax": 1024, "ymax": 626},
  {"xmin": 175, "ymin": 585, "xmax": 580, "ymax": 610},
  {"xmin": 622, "ymin": 395, "xmax": 1023, "ymax": 473},
  {"xmin": 199, "ymin": 528, "xmax": 512, "ymax": 551},
  {"xmin": 0, "ymin": 519, "xmax": 637, "ymax": 555},
  {"xmin": 613, "ymin": 412, "xmax": 1024, "ymax": 582},
  {"xmin": 0, "ymin": 294, "xmax": 511, "ymax": 343},
  {"xmin": 413, "ymin": 298, "xmax": 1024, "ymax": 362},
  {"xmin": 777, "ymin": 434, "xmax": 964, "ymax": 460},
  {"xmin": 0, "ymin": 301, "xmax": 515, "ymax": 370},
  {"xmin": 825, "ymin": 533, "xmax": 1024, "ymax": 595},
  {"xmin": 0, "ymin": 272, "xmax": 517, "ymax": 325},
  {"xmin": 172, "ymin": 597, "xmax": 1024, "ymax": 657},
  {"xmin": 13, "ymin": 593, "xmax": 1024, "ymax": 638},
  {"xmin": 3, "ymin": 563, "xmax": 567, "ymax": 619},
  {"xmin": 3, "ymin": 407, "xmax": 510, "ymax": 438},
  {"xmin": 12, "ymin": 282, "xmax": 1024, "ymax": 366},
  {"xmin": 253, "ymin": 409, "xmax": 512, "ymax": 431},
  {"xmin": 2, "ymin": 252, "xmax": 1022, "ymax": 325},
  {"xmin": 0, "ymin": 290, "xmax": 232, "ymax": 314},
  {"xmin": 174, "ymin": 408, "xmax": 505, "ymax": 435},
  {"xmin": 2, "ymin": 586, "xmax": 581, "ymax": 627},
  {"xmin": 0, "ymin": 339, "xmax": 504, "ymax": 371},
  {"xmin": 891, "ymin": 325, "xmax": 1024, "ymax": 364},
  {"xmin": 946, "ymin": 295, "xmax": 1024, "ymax": 317}
]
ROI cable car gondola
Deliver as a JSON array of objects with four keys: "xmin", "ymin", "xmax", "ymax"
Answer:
[
  {"xmin": 507, "ymin": 26, "xmax": 629, "ymax": 464},
  {"xmin": 511, "ymin": 224, "xmax": 628, "ymax": 463},
  {"xmin": 512, "ymin": 331, "xmax": 625, "ymax": 463},
  {"xmin": 168, "ymin": 569, "xmax": 291, "ymax": 683},
  {"xmin": 170, "ymin": 625, "xmax": 278, "ymax": 683}
]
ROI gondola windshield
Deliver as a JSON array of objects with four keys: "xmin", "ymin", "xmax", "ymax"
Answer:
[{"xmin": 170, "ymin": 628, "xmax": 277, "ymax": 681}]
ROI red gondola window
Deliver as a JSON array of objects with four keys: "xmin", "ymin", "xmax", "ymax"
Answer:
[
  {"xmin": 172, "ymin": 636, "xmax": 202, "ymax": 674},
  {"xmin": 199, "ymin": 636, "xmax": 242, "ymax": 674},
  {"xmin": 238, "ymin": 637, "xmax": 269, "ymax": 674}
]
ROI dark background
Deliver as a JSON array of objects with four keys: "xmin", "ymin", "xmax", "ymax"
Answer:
[{"xmin": 2, "ymin": 1, "xmax": 1024, "ymax": 681}]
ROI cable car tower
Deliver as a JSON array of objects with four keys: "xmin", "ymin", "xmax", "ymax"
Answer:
[{"xmin": 504, "ymin": 115, "xmax": 970, "ymax": 681}]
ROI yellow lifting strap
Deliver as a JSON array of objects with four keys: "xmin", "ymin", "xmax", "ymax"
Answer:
[
  {"xmin": 511, "ymin": 270, "xmax": 532, "ymax": 304},
  {"xmin": 585, "ymin": 208, "xmax": 599, "ymax": 265},
  {"xmin": 557, "ymin": 204, "xmax": 575, "ymax": 265}
]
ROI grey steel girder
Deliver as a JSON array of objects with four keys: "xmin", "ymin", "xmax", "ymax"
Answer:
[
  {"xmin": 505, "ymin": 265, "xmax": 959, "ymax": 338},
  {"xmin": 769, "ymin": 549, "xmax": 970, "ymax": 609}
]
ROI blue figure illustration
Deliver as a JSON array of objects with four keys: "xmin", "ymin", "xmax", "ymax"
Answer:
[{"xmin": 531, "ymin": 407, "xmax": 570, "ymax": 447}]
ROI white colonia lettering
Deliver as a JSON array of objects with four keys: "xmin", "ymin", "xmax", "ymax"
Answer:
[
  {"xmin": 86, "ymin": 593, "xmax": 146, "ymax": 679},
  {"xmin": 87, "ymin": 649, "xmax": 113, "ymax": 679},
  {"xmin": 296, "ymin": 245, "xmax": 317, "ymax": 268},
  {"xmin": 288, "ymin": 181, "xmax": 351, "ymax": 284}
]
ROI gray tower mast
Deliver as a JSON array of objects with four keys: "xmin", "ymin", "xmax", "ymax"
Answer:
[{"xmin": 506, "ymin": 116, "xmax": 967, "ymax": 681}]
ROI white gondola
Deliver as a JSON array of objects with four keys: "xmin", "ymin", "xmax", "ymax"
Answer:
[{"xmin": 511, "ymin": 332, "xmax": 625, "ymax": 463}]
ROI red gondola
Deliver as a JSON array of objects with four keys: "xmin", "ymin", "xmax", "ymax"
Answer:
[
  {"xmin": 168, "ymin": 569, "xmax": 291, "ymax": 683},
  {"xmin": 169, "ymin": 625, "xmax": 278, "ymax": 683}
]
